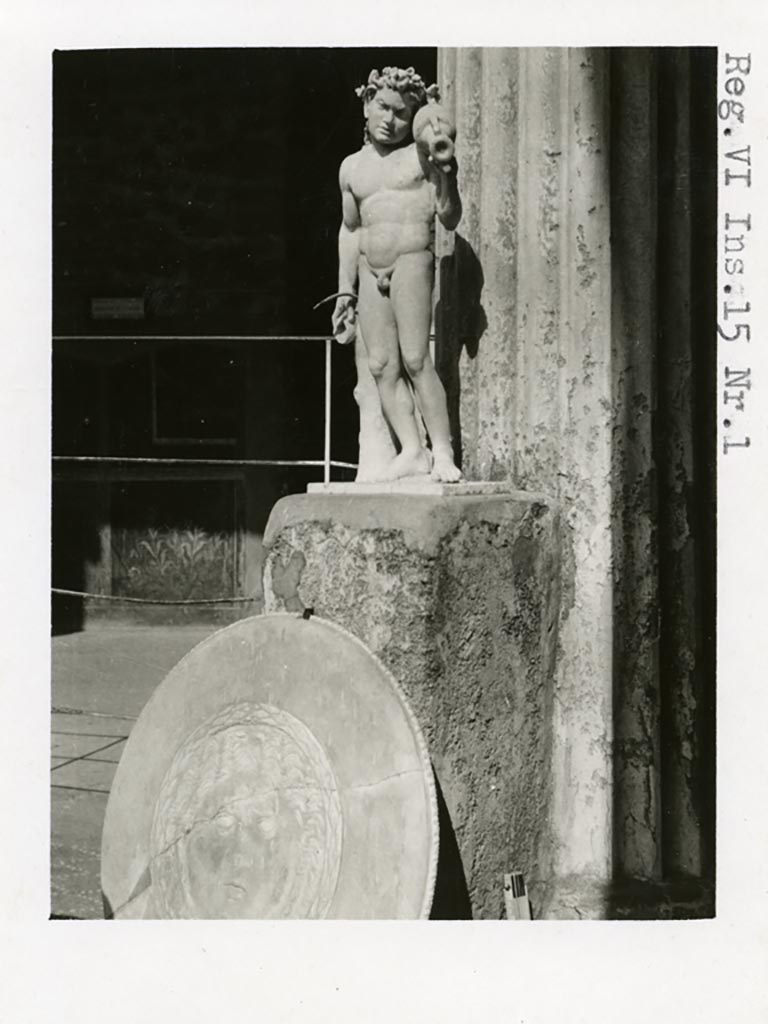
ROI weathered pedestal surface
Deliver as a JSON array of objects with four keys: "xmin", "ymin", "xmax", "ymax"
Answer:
[{"xmin": 263, "ymin": 489, "xmax": 561, "ymax": 919}]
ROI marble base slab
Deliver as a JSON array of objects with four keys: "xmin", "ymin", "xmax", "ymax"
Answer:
[{"xmin": 308, "ymin": 478, "xmax": 519, "ymax": 497}]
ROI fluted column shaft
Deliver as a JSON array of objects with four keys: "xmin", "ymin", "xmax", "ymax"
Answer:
[{"xmin": 438, "ymin": 48, "xmax": 616, "ymax": 915}]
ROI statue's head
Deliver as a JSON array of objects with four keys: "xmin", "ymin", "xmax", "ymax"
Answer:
[{"xmin": 356, "ymin": 66, "xmax": 440, "ymax": 147}]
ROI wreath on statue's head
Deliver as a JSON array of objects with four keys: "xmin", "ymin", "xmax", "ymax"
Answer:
[{"xmin": 355, "ymin": 66, "xmax": 440, "ymax": 107}]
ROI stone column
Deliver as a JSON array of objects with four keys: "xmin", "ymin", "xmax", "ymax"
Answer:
[
  {"xmin": 438, "ymin": 48, "xmax": 615, "ymax": 915},
  {"xmin": 438, "ymin": 47, "xmax": 716, "ymax": 916}
]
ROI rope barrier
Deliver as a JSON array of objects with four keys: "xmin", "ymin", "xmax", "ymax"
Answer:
[{"xmin": 52, "ymin": 587, "xmax": 256, "ymax": 606}]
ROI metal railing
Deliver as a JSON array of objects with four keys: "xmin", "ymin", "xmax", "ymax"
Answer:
[{"xmin": 52, "ymin": 334, "xmax": 358, "ymax": 483}]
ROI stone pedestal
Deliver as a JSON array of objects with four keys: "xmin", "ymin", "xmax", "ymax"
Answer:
[{"xmin": 263, "ymin": 489, "xmax": 561, "ymax": 920}]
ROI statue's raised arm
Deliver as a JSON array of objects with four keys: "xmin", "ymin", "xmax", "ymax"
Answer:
[{"xmin": 332, "ymin": 66, "xmax": 463, "ymax": 484}]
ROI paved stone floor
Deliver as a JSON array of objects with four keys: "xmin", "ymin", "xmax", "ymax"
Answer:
[{"xmin": 50, "ymin": 625, "xmax": 216, "ymax": 919}]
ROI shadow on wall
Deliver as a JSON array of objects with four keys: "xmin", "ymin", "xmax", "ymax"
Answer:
[
  {"xmin": 435, "ymin": 234, "xmax": 487, "ymax": 472},
  {"xmin": 429, "ymin": 771, "xmax": 472, "ymax": 920}
]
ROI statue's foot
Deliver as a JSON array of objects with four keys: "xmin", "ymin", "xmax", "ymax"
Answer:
[
  {"xmin": 385, "ymin": 447, "xmax": 432, "ymax": 481},
  {"xmin": 430, "ymin": 448, "xmax": 462, "ymax": 483}
]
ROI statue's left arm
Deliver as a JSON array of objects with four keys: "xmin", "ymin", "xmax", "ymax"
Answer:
[{"xmin": 414, "ymin": 106, "xmax": 462, "ymax": 232}]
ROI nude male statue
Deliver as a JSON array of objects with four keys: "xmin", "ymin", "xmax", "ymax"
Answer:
[{"xmin": 332, "ymin": 66, "xmax": 463, "ymax": 483}]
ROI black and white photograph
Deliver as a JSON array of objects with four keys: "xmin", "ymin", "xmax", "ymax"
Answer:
[
  {"xmin": 50, "ymin": 45, "xmax": 718, "ymax": 923},
  {"xmin": 2, "ymin": 3, "xmax": 767, "ymax": 1021}
]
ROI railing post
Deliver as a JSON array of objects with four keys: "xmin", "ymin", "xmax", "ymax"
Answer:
[{"xmin": 324, "ymin": 336, "xmax": 332, "ymax": 484}]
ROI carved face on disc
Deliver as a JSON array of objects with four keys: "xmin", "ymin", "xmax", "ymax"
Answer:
[
  {"xmin": 365, "ymin": 86, "xmax": 420, "ymax": 147},
  {"xmin": 147, "ymin": 703, "xmax": 342, "ymax": 919},
  {"xmin": 184, "ymin": 779, "xmax": 288, "ymax": 918}
]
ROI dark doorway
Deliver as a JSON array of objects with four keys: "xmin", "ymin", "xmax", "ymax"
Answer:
[{"xmin": 52, "ymin": 48, "xmax": 437, "ymax": 631}]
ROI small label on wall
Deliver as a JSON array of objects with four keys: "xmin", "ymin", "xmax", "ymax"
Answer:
[{"xmin": 90, "ymin": 297, "xmax": 145, "ymax": 320}]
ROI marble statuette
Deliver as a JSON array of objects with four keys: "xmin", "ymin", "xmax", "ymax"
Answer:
[{"xmin": 331, "ymin": 67, "xmax": 463, "ymax": 483}]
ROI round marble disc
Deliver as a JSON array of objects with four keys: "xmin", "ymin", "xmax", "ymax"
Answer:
[{"xmin": 101, "ymin": 613, "xmax": 438, "ymax": 919}]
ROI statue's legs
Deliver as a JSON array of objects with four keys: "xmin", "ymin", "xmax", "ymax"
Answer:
[
  {"xmin": 357, "ymin": 261, "xmax": 431, "ymax": 479},
  {"xmin": 390, "ymin": 253, "xmax": 462, "ymax": 482}
]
